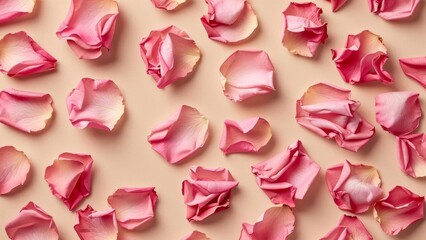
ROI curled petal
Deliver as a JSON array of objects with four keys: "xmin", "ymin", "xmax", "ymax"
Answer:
[
  {"xmin": 182, "ymin": 166, "xmax": 238, "ymax": 222},
  {"xmin": 140, "ymin": 26, "xmax": 201, "ymax": 88},
  {"xmin": 107, "ymin": 187, "xmax": 158, "ymax": 230},
  {"xmin": 151, "ymin": 0, "xmax": 186, "ymax": 10},
  {"xmin": 0, "ymin": 146, "xmax": 30, "ymax": 195},
  {"xmin": 5, "ymin": 202, "xmax": 59, "ymax": 240},
  {"xmin": 74, "ymin": 205, "xmax": 118, "ymax": 240},
  {"xmin": 0, "ymin": 88, "xmax": 53, "ymax": 133},
  {"xmin": 281, "ymin": 2, "xmax": 328, "ymax": 57},
  {"xmin": 320, "ymin": 215, "xmax": 373, "ymax": 240},
  {"xmin": 57, "ymin": 0, "xmax": 119, "ymax": 59},
  {"xmin": 148, "ymin": 105, "xmax": 209, "ymax": 164},
  {"xmin": 0, "ymin": 0, "xmax": 35, "ymax": 24},
  {"xmin": 326, "ymin": 0, "xmax": 348, "ymax": 12},
  {"xmin": 399, "ymin": 57, "xmax": 426, "ymax": 88},
  {"xmin": 326, "ymin": 160, "xmax": 382, "ymax": 213},
  {"xmin": 368, "ymin": 0, "xmax": 420, "ymax": 20},
  {"xmin": 181, "ymin": 230, "xmax": 210, "ymax": 240},
  {"xmin": 332, "ymin": 30, "xmax": 393, "ymax": 84},
  {"xmin": 66, "ymin": 78, "xmax": 125, "ymax": 131},
  {"xmin": 251, "ymin": 140, "xmax": 320, "ymax": 207},
  {"xmin": 375, "ymin": 91, "xmax": 421, "ymax": 136},
  {"xmin": 374, "ymin": 186, "xmax": 424, "ymax": 235},
  {"xmin": 45, "ymin": 153, "xmax": 93, "ymax": 210},
  {"xmin": 397, "ymin": 133, "xmax": 426, "ymax": 178},
  {"xmin": 220, "ymin": 50, "xmax": 275, "ymax": 102}
]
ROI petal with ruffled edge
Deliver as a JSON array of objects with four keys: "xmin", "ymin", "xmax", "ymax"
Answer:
[
  {"xmin": 181, "ymin": 230, "xmax": 210, "ymax": 240},
  {"xmin": 320, "ymin": 215, "xmax": 373, "ymax": 240},
  {"xmin": 368, "ymin": 0, "xmax": 420, "ymax": 20},
  {"xmin": 399, "ymin": 57, "xmax": 426, "ymax": 88},
  {"xmin": 74, "ymin": 205, "xmax": 118, "ymax": 240},
  {"xmin": 0, "ymin": 146, "xmax": 30, "ymax": 195},
  {"xmin": 397, "ymin": 133, "xmax": 426, "ymax": 178},
  {"xmin": 151, "ymin": 0, "xmax": 186, "ymax": 10},
  {"xmin": 0, "ymin": 0, "xmax": 35, "ymax": 24}
]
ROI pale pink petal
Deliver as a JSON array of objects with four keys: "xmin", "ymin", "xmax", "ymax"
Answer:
[
  {"xmin": 0, "ymin": 0, "xmax": 35, "ymax": 24},
  {"xmin": 326, "ymin": 0, "xmax": 348, "ymax": 12},
  {"xmin": 0, "ymin": 146, "xmax": 30, "ymax": 195},
  {"xmin": 107, "ymin": 187, "xmax": 158, "ymax": 230},
  {"xmin": 148, "ymin": 105, "xmax": 209, "ymax": 164},
  {"xmin": 45, "ymin": 153, "xmax": 93, "ymax": 210},
  {"xmin": 251, "ymin": 140, "xmax": 320, "ymax": 207},
  {"xmin": 5, "ymin": 202, "xmax": 59, "ymax": 240},
  {"xmin": 320, "ymin": 215, "xmax": 373, "ymax": 240},
  {"xmin": 66, "ymin": 78, "xmax": 125, "ymax": 131},
  {"xmin": 140, "ymin": 26, "xmax": 201, "ymax": 89},
  {"xmin": 56, "ymin": 0, "xmax": 119, "ymax": 59},
  {"xmin": 239, "ymin": 206, "xmax": 295, "ymax": 240},
  {"xmin": 0, "ymin": 88, "xmax": 53, "ymax": 133},
  {"xmin": 181, "ymin": 230, "xmax": 210, "ymax": 240},
  {"xmin": 201, "ymin": 0, "xmax": 258, "ymax": 43},
  {"xmin": 182, "ymin": 166, "xmax": 238, "ymax": 222},
  {"xmin": 151, "ymin": 0, "xmax": 186, "ymax": 10},
  {"xmin": 296, "ymin": 83, "xmax": 375, "ymax": 152},
  {"xmin": 220, "ymin": 50, "xmax": 275, "ymax": 102},
  {"xmin": 281, "ymin": 2, "xmax": 328, "ymax": 57},
  {"xmin": 397, "ymin": 133, "xmax": 426, "ymax": 178},
  {"xmin": 399, "ymin": 57, "xmax": 426, "ymax": 88},
  {"xmin": 332, "ymin": 30, "xmax": 393, "ymax": 84},
  {"xmin": 74, "ymin": 205, "xmax": 118, "ymax": 240},
  {"xmin": 368, "ymin": 0, "xmax": 420, "ymax": 20},
  {"xmin": 375, "ymin": 91, "xmax": 421, "ymax": 136},
  {"xmin": 326, "ymin": 160, "xmax": 382, "ymax": 214},
  {"xmin": 374, "ymin": 186, "xmax": 424, "ymax": 235}
]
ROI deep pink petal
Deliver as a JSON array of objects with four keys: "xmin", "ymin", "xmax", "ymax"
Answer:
[
  {"xmin": 320, "ymin": 215, "xmax": 373, "ymax": 240},
  {"xmin": 368, "ymin": 0, "xmax": 420, "ymax": 20},
  {"xmin": 181, "ymin": 230, "xmax": 210, "ymax": 240},
  {"xmin": 0, "ymin": 146, "xmax": 30, "ymax": 195},
  {"xmin": 326, "ymin": 0, "xmax": 348, "ymax": 12},
  {"xmin": 397, "ymin": 133, "xmax": 426, "ymax": 178},
  {"xmin": 151, "ymin": 0, "xmax": 187, "ymax": 10},
  {"xmin": 74, "ymin": 205, "xmax": 118, "ymax": 240},
  {"xmin": 0, "ymin": 0, "xmax": 35, "ymax": 24},
  {"xmin": 399, "ymin": 57, "xmax": 426, "ymax": 88}
]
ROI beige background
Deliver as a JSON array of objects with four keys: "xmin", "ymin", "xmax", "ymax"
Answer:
[{"xmin": 1, "ymin": 0, "xmax": 426, "ymax": 239}]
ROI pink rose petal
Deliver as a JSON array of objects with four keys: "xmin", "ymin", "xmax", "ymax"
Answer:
[
  {"xmin": 74, "ymin": 205, "xmax": 118, "ymax": 240},
  {"xmin": 397, "ymin": 133, "xmax": 426, "ymax": 178},
  {"xmin": 251, "ymin": 140, "xmax": 320, "ymax": 207},
  {"xmin": 374, "ymin": 186, "xmax": 424, "ymax": 235},
  {"xmin": 326, "ymin": 160, "xmax": 382, "ymax": 214},
  {"xmin": 181, "ymin": 230, "xmax": 210, "ymax": 240},
  {"xmin": 239, "ymin": 206, "xmax": 295, "ymax": 240},
  {"xmin": 107, "ymin": 187, "xmax": 158, "ymax": 230},
  {"xmin": 296, "ymin": 83, "xmax": 375, "ymax": 152},
  {"xmin": 281, "ymin": 2, "xmax": 328, "ymax": 57},
  {"xmin": 375, "ymin": 91, "xmax": 421, "ymax": 136},
  {"xmin": 200, "ymin": 0, "xmax": 258, "ymax": 43},
  {"xmin": 0, "ymin": 0, "xmax": 35, "ymax": 24},
  {"xmin": 148, "ymin": 105, "xmax": 209, "ymax": 164},
  {"xmin": 399, "ymin": 57, "xmax": 426, "ymax": 88},
  {"xmin": 57, "ymin": 0, "xmax": 119, "ymax": 59},
  {"xmin": 66, "ymin": 78, "xmax": 125, "ymax": 131},
  {"xmin": 0, "ymin": 88, "xmax": 53, "ymax": 133},
  {"xmin": 219, "ymin": 50, "xmax": 275, "ymax": 102},
  {"xmin": 0, "ymin": 146, "xmax": 30, "ymax": 195},
  {"xmin": 5, "ymin": 202, "xmax": 59, "ymax": 240},
  {"xmin": 332, "ymin": 30, "xmax": 393, "ymax": 84},
  {"xmin": 45, "ymin": 153, "xmax": 93, "ymax": 210},
  {"xmin": 320, "ymin": 215, "xmax": 373, "ymax": 240},
  {"xmin": 182, "ymin": 166, "xmax": 238, "ymax": 222},
  {"xmin": 326, "ymin": 0, "xmax": 348, "ymax": 12},
  {"xmin": 140, "ymin": 25, "xmax": 201, "ymax": 89},
  {"xmin": 368, "ymin": 0, "xmax": 420, "ymax": 20},
  {"xmin": 151, "ymin": 0, "xmax": 187, "ymax": 10}
]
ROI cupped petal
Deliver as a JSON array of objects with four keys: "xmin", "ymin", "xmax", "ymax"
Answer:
[
  {"xmin": 0, "ymin": 88, "xmax": 53, "ymax": 133},
  {"xmin": 399, "ymin": 57, "xmax": 426, "ymax": 88},
  {"xmin": 151, "ymin": 0, "xmax": 186, "ymax": 10},
  {"xmin": 397, "ymin": 133, "xmax": 426, "ymax": 178},
  {"xmin": 326, "ymin": 0, "xmax": 348, "ymax": 12},
  {"xmin": 0, "ymin": 0, "xmax": 35, "ymax": 24},
  {"xmin": 0, "ymin": 146, "xmax": 30, "ymax": 195},
  {"xmin": 368, "ymin": 0, "xmax": 420, "ymax": 20},
  {"xmin": 320, "ymin": 215, "xmax": 373, "ymax": 240},
  {"xmin": 181, "ymin": 230, "xmax": 210, "ymax": 240},
  {"xmin": 66, "ymin": 78, "xmax": 125, "ymax": 131},
  {"xmin": 74, "ymin": 205, "xmax": 118, "ymax": 240}
]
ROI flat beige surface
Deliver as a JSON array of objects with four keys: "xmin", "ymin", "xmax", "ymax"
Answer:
[{"xmin": 1, "ymin": 0, "xmax": 426, "ymax": 239}]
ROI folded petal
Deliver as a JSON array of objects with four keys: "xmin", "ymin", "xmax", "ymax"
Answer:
[
  {"xmin": 220, "ymin": 50, "xmax": 275, "ymax": 102},
  {"xmin": 368, "ymin": 0, "xmax": 420, "ymax": 20},
  {"xmin": 181, "ymin": 230, "xmax": 210, "ymax": 240},
  {"xmin": 326, "ymin": 160, "xmax": 382, "ymax": 213},
  {"xmin": 374, "ymin": 186, "xmax": 424, "ymax": 235},
  {"xmin": 375, "ymin": 91, "xmax": 421, "ymax": 136},
  {"xmin": 74, "ymin": 205, "xmax": 118, "ymax": 240},
  {"xmin": 0, "ymin": 88, "xmax": 53, "ymax": 133},
  {"xmin": 57, "ymin": 0, "xmax": 119, "ymax": 59},
  {"xmin": 320, "ymin": 215, "xmax": 373, "ymax": 240},
  {"xmin": 397, "ymin": 133, "xmax": 426, "ymax": 178},
  {"xmin": 182, "ymin": 166, "xmax": 238, "ymax": 222},
  {"xmin": 45, "ymin": 153, "xmax": 93, "ymax": 210},
  {"xmin": 0, "ymin": 0, "xmax": 35, "ymax": 24},
  {"xmin": 240, "ymin": 206, "xmax": 295, "ymax": 240},
  {"xmin": 326, "ymin": 0, "xmax": 348, "ymax": 12},
  {"xmin": 66, "ymin": 78, "xmax": 125, "ymax": 131},
  {"xmin": 399, "ymin": 57, "xmax": 426, "ymax": 88},
  {"xmin": 251, "ymin": 140, "xmax": 320, "ymax": 207},
  {"xmin": 332, "ymin": 30, "xmax": 393, "ymax": 84},
  {"xmin": 5, "ymin": 202, "xmax": 59, "ymax": 240},
  {"xmin": 151, "ymin": 0, "xmax": 186, "ymax": 10},
  {"xmin": 281, "ymin": 2, "xmax": 328, "ymax": 57},
  {"xmin": 0, "ymin": 146, "xmax": 30, "ymax": 195},
  {"xmin": 148, "ymin": 105, "xmax": 209, "ymax": 164},
  {"xmin": 140, "ymin": 25, "xmax": 201, "ymax": 89}
]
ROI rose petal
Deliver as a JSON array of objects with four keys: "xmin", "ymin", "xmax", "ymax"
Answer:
[
  {"xmin": 326, "ymin": 160, "xmax": 382, "ymax": 213},
  {"xmin": 148, "ymin": 105, "xmax": 209, "ymax": 164},
  {"xmin": 368, "ymin": 0, "xmax": 420, "ymax": 20},
  {"xmin": 0, "ymin": 88, "xmax": 53, "ymax": 133},
  {"xmin": 182, "ymin": 166, "xmax": 238, "ymax": 222},
  {"xmin": 219, "ymin": 50, "xmax": 275, "ymax": 102},
  {"xmin": 0, "ymin": 146, "xmax": 30, "ymax": 195},
  {"xmin": 399, "ymin": 57, "xmax": 426, "ymax": 88},
  {"xmin": 332, "ymin": 30, "xmax": 393, "ymax": 84},
  {"xmin": 151, "ymin": 0, "xmax": 186, "ymax": 10},
  {"xmin": 181, "ymin": 230, "xmax": 210, "ymax": 240},
  {"xmin": 74, "ymin": 205, "xmax": 118, "ymax": 240},
  {"xmin": 140, "ymin": 26, "xmax": 201, "ymax": 89},
  {"xmin": 326, "ymin": 0, "xmax": 348, "ymax": 12},
  {"xmin": 251, "ymin": 140, "xmax": 320, "ymax": 207},
  {"xmin": 240, "ymin": 206, "xmax": 295, "ymax": 240},
  {"xmin": 57, "ymin": 0, "xmax": 119, "ymax": 59},
  {"xmin": 107, "ymin": 187, "xmax": 158, "ymax": 230},
  {"xmin": 320, "ymin": 215, "xmax": 373, "ymax": 240},
  {"xmin": 0, "ymin": 0, "xmax": 35, "ymax": 24},
  {"xmin": 45, "ymin": 153, "xmax": 93, "ymax": 210},
  {"xmin": 5, "ymin": 202, "xmax": 59, "ymax": 240},
  {"xmin": 66, "ymin": 78, "xmax": 125, "ymax": 131},
  {"xmin": 375, "ymin": 91, "xmax": 421, "ymax": 136},
  {"xmin": 200, "ymin": 0, "xmax": 258, "ymax": 43},
  {"xmin": 296, "ymin": 83, "xmax": 375, "ymax": 152},
  {"xmin": 397, "ymin": 133, "xmax": 426, "ymax": 178},
  {"xmin": 374, "ymin": 186, "xmax": 424, "ymax": 235}
]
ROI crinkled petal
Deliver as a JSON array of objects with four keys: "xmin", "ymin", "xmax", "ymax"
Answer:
[
  {"xmin": 368, "ymin": 0, "xmax": 420, "ymax": 20},
  {"xmin": 74, "ymin": 205, "xmax": 118, "ymax": 240},
  {"xmin": 151, "ymin": 0, "xmax": 186, "ymax": 10},
  {"xmin": 399, "ymin": 57, "xmax": 426, "ymax": 88},
  {"xmin": 320, "ymin": 215, "xmax": 373, "ymax": 240},
  {"xmin": 0, "ymin": 146, "xmax": 30, "ymax": 195},
  {"xmin": 326, "ymin": 0, "xmax": 348, "ymax": 12},
  {"xmin": 0, "ymin": 0, "xmax": 35, "ymax": 24},
  {"xmin": 397, "ymin": 133, "xmax": 426, "ymax": 178},
  {"xmin": 181, "ymin": 230, "xmax": 210, "ymax": 240}
]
